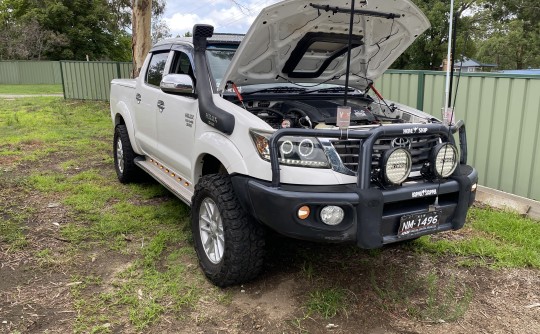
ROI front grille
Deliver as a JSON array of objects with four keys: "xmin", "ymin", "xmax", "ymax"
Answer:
[
  {"xmin": 331, "ymin": 139, "xmax": 362, "ymax": 172},
  {"xmin": 331, "ymin": 135, "xmax": 441, "ymax": 175},
  {"xmin": 372, "ymin": 135, "xmax": 441, "ymax": 171}
]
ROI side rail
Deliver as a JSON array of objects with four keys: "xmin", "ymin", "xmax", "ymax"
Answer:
[{"xmin": 268, "ymin": 122, "xmax": 466, "ymax": 188}]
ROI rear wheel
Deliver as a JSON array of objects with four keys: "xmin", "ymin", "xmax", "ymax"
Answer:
[
  {"xmin": 113, "ymin": 124, "xmax": 141, "ymax": 183},
  {"xmin": 191, "ymin": 174, "xmax": 265, "ymax": 287}
]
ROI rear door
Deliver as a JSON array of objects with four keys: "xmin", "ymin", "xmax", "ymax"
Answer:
[
  {"xmin": 155, "ymin": 48, "xmax": 198, "ymax": 180},
  {"xmin": 132, "ymin": 51, "xmax": 169, "ymax": 155}
]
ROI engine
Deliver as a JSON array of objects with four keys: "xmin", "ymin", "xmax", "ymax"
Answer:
[{"xmin": 242, "ymin": 99, "xmax": 380, "ymax": 129}]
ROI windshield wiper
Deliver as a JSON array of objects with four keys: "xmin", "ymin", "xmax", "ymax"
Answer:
[
  {"xmin": 300, "ymin": 86, "xmax": 357, "ymax": 95},
  {"xmin": 243, "ymin": 87, "xmax": 307, "ymax": 95}
]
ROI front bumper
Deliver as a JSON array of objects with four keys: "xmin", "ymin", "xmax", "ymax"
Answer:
[{"xmin": 231, "ymin": 164, "xmax": 478, "ymax": 249}]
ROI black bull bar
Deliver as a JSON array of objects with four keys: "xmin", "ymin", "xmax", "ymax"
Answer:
[{"xmin": 268, "ymin": 120, "xmax": 467, "ymax": 188}]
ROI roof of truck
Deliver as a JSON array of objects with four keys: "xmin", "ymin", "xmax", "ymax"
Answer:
[{"xmin": 154, "ymin": 33, "xmax": 245, "ymax": 47}]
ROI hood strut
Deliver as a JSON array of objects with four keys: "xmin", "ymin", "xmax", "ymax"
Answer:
[
  {"xmin": 309, "ymin": 3, "xmax": 401, "ymax": 20},
  {"xmin": 312, "ymin": 1, "xmax": 401, "ymax": 107}
]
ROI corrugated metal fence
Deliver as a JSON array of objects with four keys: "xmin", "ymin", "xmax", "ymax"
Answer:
[
  {"xmin": 2, "ymin": 60, "xmax": 538, "ymax": 200},
  {"xmin": 60, "ymin": 61, "xmax": 132, "ymax": 100},
  {"xmin": 377, "ymin": 70, "xmax": 540, "ymax": 201},
  {"xmin": 0, "ymin": 61, "xmax": 62, "ymax": 84}
]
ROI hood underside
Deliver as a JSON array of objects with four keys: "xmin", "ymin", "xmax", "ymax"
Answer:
[{"xmin": 219, "ymin": 0, "xmax": 430, "ymax": 92}]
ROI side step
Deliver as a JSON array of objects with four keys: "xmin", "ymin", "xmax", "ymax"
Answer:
[{"xmin": 135, "ymin": 157, "xmax": 193, "ymax": 206}]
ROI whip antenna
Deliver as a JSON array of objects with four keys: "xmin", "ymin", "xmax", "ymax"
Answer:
[
  {"xmin": 343, "ymin": 0, "xmax": 356, "ymax": 107},
  {"xmin": 444, "ymin": 0, "xmax": 455, "ymax": 115}
]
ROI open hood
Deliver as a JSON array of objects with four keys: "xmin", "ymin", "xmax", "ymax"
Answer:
[{"xmin": 219, "ymin": 0, "xmax": 429, "ymax": 92}]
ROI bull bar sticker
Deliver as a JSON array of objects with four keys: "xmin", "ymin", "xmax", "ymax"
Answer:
[
  {"xmin": 412, "ymin": 189, "xmax": 437, "ymax": 198},
  {"xmin": 403, "ymin": 127, "xmax": 428, "ymax": 134}
]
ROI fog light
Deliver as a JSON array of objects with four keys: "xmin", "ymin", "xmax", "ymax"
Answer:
[
  {"xmin": 320, "ymin": 206, "xmax": 344, "ymax": 225},
  {"xmin": 382, "ymin": 147, "xmax": 412, "ymax": 185},
  {"xmin": 471, "ymin": 183, "xmax": 477, "ymax": 192},
  {"xmin": 431, "ymin": 143, "xmax": 458, "ymax": 178},
  {"xmin": 298, "ymin": 206, "xmax": 310, "ymax": 220}
]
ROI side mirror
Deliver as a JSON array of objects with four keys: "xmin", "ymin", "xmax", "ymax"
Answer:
[{"xmin": 160, "ymin": 74, "xmax": 196, "ymax": 96}]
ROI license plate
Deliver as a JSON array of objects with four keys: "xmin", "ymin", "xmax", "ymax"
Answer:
[{"xmin": 398, "ymin": 210, "xmax": 441, "ymax": 237}]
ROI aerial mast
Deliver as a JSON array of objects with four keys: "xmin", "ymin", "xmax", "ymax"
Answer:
[{"xmin": 443, "ymin": 0, "xmax": 455, "ymax": 124}]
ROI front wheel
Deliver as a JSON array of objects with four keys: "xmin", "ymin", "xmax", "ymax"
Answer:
[{"xmin": 191, "ymin": 174, "xmax": 265, "ymax": 287}]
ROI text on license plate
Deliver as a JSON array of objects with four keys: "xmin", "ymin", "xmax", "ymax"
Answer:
[{"xmin": 398, "ymin": 210, "xmax": 441, "ymax": 237}]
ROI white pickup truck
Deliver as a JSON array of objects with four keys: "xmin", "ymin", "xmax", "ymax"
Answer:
[{"xmin": 110, "ymin": 0, "xmax": 478, "ymax": 287}]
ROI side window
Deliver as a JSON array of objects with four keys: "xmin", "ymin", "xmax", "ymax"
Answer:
[
  {"xmin": 145, "ymin": 52, "xmax": 169, "ymax": 87},
  {"xmin": 170, "ymin": 51, "xmax": 195, "ymax": 82}
]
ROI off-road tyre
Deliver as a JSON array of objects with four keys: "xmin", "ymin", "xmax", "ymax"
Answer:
[
  {"xmin": 113, "ymin": 124, "xmax": 141, "ymax": 183},
  {"xmin": 191, "ymin": 174, "xmax": 265, "ymax": 287}
]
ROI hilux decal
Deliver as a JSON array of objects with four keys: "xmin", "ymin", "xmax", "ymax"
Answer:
[{"xmin": 185, "ymin": 113, "xmax": 194, "ymax": 127}]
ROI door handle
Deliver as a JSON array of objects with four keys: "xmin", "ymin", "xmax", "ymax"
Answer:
[
  {"xmin": 135, "ymin": 93, "xmax": 141, "ymax": 104},
  {"xmin": 157, "ymin": 100, "xmax": 165, "ymax": 113}
]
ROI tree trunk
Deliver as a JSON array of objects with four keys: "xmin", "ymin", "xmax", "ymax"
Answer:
[{"xmin": 132, "ymin": 0, "xmax": 152, "ymax": 78}]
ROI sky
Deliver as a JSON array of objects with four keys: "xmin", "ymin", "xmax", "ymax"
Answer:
[{"xmin": 163, "ymin": 0, "xmax": 282, "ymax": 36}]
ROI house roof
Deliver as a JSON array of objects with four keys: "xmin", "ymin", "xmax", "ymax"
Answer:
[
  {"xmin": 499, "ymin": 69, "xmax": 540, "ymax": 75},
  {"xmin": 455, "ymin": 58, "xmax": 497, "ymax": 68}
]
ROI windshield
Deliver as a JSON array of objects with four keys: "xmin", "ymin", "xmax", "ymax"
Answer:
[{"xmin": 206, "ymin": 45, "xmax": 237, "ymax": 88}]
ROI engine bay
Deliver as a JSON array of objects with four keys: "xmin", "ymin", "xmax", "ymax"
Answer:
[{"xmin": 231, "ymin": 96, "xmax": 431, "ymax": 129}]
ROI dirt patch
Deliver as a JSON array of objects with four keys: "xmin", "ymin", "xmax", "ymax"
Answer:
[{"xmin": 1, "ymin": 123, "xmax": 539, "ymax": 333}]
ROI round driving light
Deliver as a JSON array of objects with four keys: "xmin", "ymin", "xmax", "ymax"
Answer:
[
  {"xmin": 431, "ymin": 143, "xmax": 458, "ymax": 178},
  {"xmin": 320, "ymin": 206, "xmax": 345, "ymax": 226},
  {"xmin": 382, "ymin": 147, "xmax": 412, "ymax": 185},
  {"xmin": 280, "ymin": 140, "xmax": 294, "ymax": 155},
  {"xmin": 298, "ymin": 139, "xmax": 315, "ymax": 157},
  {"xmin": 298, "ymin": 206, "xmax": 310, "ymax": 220}
]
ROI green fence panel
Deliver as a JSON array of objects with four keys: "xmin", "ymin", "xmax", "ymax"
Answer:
[
  {"xmin": 119, "ymin": 62, "xmax": 133, "ymax": 78},
  {"xmin": 61, "ymin": 61, "xmax": 132, "ymax": 101},
  {"xmin": 376, "ymin": 71, "xmax": 419, "ymax": 109},
  {"xmin": 56, "ymin": 62, "xmax": 540, "ymax": 200},
  {"xmin": 0, "ymin": 61, "xmax": 62, "ymax": 84},
  {"xmin": 385, "ymin": 71, "xmax": 540, "ymax": 200},
  {"xmin": 0, "ymin": 62, "xmax": 20, "ymax": 84}
]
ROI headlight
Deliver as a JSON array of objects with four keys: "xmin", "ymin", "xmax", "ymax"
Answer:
[
  {"xmin": 431, "ymin": 143, "xmax": 458, "ymax": 178},
  {"xmin": 249, "ymin": 131, "xmax": 330, "ymax": 168},
  {"xmin": 381, "ymin": 147, "xmax": 412, "ymax": 185}
]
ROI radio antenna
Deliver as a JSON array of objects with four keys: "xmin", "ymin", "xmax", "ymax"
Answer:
[
  {"xmin": 443, "ymin": 0, "xmax": 455, "ymax": 113},
  {"xmin": 343, "ymin": 0, "xmax": 356, "ymax": 107}
]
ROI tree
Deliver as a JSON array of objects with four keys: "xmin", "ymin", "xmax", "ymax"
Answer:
[
  {"xmin": 0, "ymin": 0, "xmax": 131, "ymax": 61},
  {"xmin": 392, "ymin": 0, "xmax": 540, "ymax": 70},
  {"xmin": 132, "ymin": 0, "xmax": 152, "ymax": 77},
  {"xmin": 108, "ymin": 0, "xmax": 166, "ymax": 30},
  {"xmin": 477, "ymin": 20, "xmax": 540, "ymax": 69},
  {"xmin": 392, "ymin": 0, "xmax": 479, "ymax": 70},
  {"xmin": 478, "ymin": 0, "xmax": 540, "ymax": 69},
  {"xmin": 151, "ymin": 19, "xmax": 171, "ymax": 45},
  {"xmin": 0, "ymin": 19, "xmax": 68, "ymax": 60}
]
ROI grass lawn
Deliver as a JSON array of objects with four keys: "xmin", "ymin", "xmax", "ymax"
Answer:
[
  {"xmin": 1, "ymin": 97, "xmax": 539, "ymax": 333},
  {"xmin": 0, "ymin": 84, "xmax": 63, "ymax": 94}
]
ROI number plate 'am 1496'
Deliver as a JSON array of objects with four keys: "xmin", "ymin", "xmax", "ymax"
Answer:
[{"xmin": 398, "ymin": 210, "xmax": 441, "ymax": 237}]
